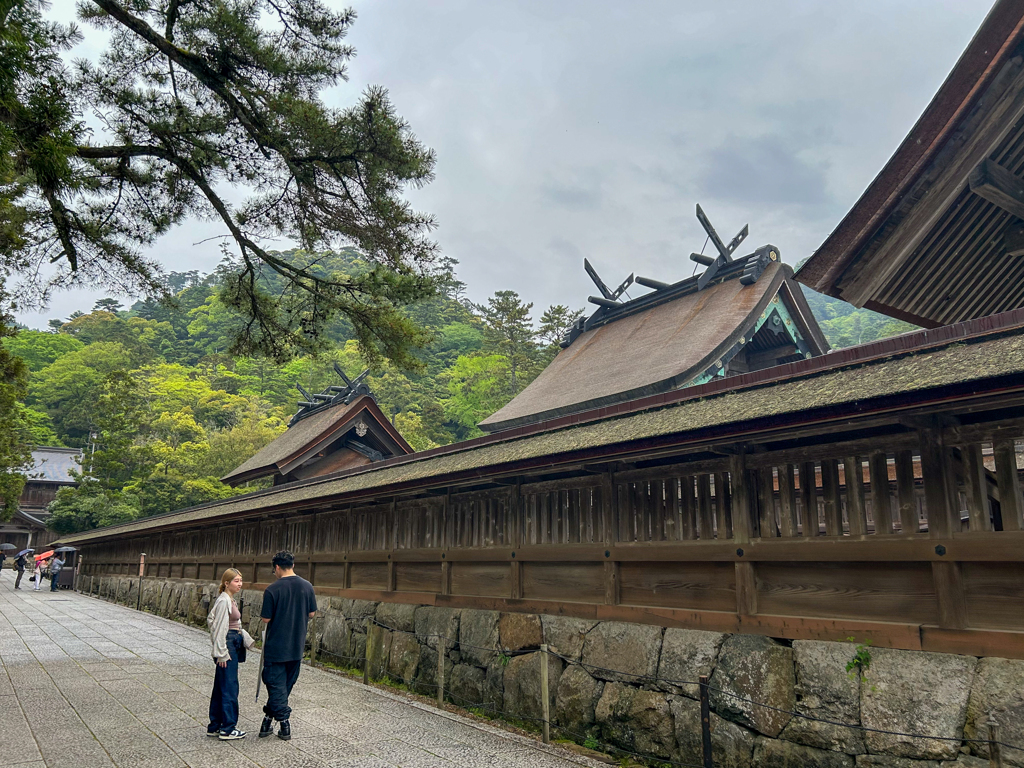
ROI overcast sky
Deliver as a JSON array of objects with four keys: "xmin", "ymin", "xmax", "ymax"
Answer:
[{"xmin": 15, "ymin": 0, "xmax": 994, "ymax": 328}]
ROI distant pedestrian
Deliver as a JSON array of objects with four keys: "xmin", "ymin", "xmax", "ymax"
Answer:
[
  {"xmin": 258, "ymin": 551, "xmax": 316, "ymax": 741},
  {"xmin": 49, "ymin": 555, "xmax": 64, "ymax": 592},
  {"xmin": 14, "ymin": 553, "xmax": 26, "ymax": 589},
  {"xmin": 207, "ymin": 568, "xmax": 251, "ymax": 741},
  {"xmin": 32, "ymin": 557, "xmax": 42, "ymax": 590},
  {"xmin": 0, "ymin": 551, "xmax": 6, "ymax": 572}
]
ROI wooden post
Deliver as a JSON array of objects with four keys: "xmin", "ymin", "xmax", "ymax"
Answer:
[
  {"xmin": 540, "ymin": 644, "xmax": 551, "ymax": 744},
  {"xmin": 933, "ymin": 561, "xmax": 968, "ymax": 630},
  {"xmin": 989, "ymin": 715, "xmax": 1003, "ymax": 768},
  {"xmin": 699, "ymin": 674, "xmax": 714, "ymax": 768},
  {"xmin": 821, "ymin": 460, "xmax": 842, "ymax": 536},
  {"xmin": 729, "ymin": 453, "xmax": 751, "ymax": 544},
  {"xmin": 799, "ymin": 461, "xmax": 817, "ymax": 536},
  {"xmin": 895, "ymin": 450, "xmax": 918, "ymax": 533},
  {"xmin": 961, "ymin": 443, "xmax": 991, "ymax": 531},
  {"xmin": 437, "ymin": 635, "xmax": 446, "ymax": 708},
  {"xmin": 869, "ymin": 452, "xmax": 893, "ymax": 535},
  {"xmin": 919, "ymin": 429, "xmax": 958, "ymax": 538},
  {"xmin": 714, "ymin": 471, "xmax": 732, "ymax": 539},
  {"xmin": 363, "ymin": 617, "xmax": 370, "ymax": 685},
  {"xmin": 309, "ymin": 612, "xmax": 319, "ymax": 664},
  {"xmin": 844, "ymin": 457, "xmax": 868, "ymax": 536},
  {"xmin": 777, "ymin": 464, "xmax": 797, "ymax": 538},
  {"xmin": 757, "ymin": 467, "xmax": 777, "ymax": 538},
  {"xmin": 994, "ymin": 439, "xmax": 1023, "ymax": 530},
  {"xmin": 604, "ymin": 560, "xmax": 620, "ymax": 605}
]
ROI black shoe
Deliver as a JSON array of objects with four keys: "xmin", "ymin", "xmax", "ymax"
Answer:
[
  {"xmin": 206, "ymin": 725, "xmax": 220, "ymax": 737},
  {"xmin": 277, "ymin": 720, "xmax": 291, "ymax": 741},
  {"xmin": 218, "ymin": 728, "xmax": 246, "ymax": 741},
  {"xmin": 258, "ymin": 716, "xmax": 274, "ymax": 738}
]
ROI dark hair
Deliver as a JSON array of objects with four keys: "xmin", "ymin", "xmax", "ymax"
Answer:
[{"xmin": 272, "ymin": 551, "xmax": 294, "ymax": 570}]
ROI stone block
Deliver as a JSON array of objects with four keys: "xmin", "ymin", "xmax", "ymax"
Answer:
[
  {"xmin": 449, "ymin": 664, "xmax": 486, "ymax": 709},
  {"xmin": 415, "ymin": 606, "xmax": 460, "ymax": 651},
  {"xmin": 485, "ymin": 661, "xmax": 505, "ymax": 710},
  {"xmin": 542, "ymin": 616, "xmax": 598, "ymax": 661},
  {"xmin": 415, "ymin": 645, "xmax": 454, "ymax": 697},
  {"xmin": 672, "ymin": 696, "xmax": 755, "ymax": 768},
  {"xmin": 387, "ymin": 632, "xmax": 421, "ymax": 685},
  {"xmin": 780, "ymin": 640, "xmax": 865, "ymax": 755},
  {"xmin": 338, "ymin": 599, "xmax": 379, "ymax": 620},
  {"xmin": 860, "ymin": 648, "xmax": 975, "ymax": 760},
  {"xmin": 937, "ymin": 756, "xmax": 990, "ymax": 768},
  {"xmin": 366, "ymin": 623, "xmax": 392, "ymax": 681},
  {"xmin": 963, "ymin": 657, "xmax": 1024, "ymax": 766},
  {"xmin": 857, "ymin": 756, "xmax": 940, "ymax": 767},
  {"xmin": 595, "ymin": 682, "xmax": 675, "ymax": 759},
  {"xmin": 499, "ymin": 613, "xmax": 542, "ymax": 651},
  {"xmin": 657, "ymin": 628, "xmax": 726, "ymax": 698},
  {"xmin": 502, "ymin": 650, "xmax": 563, "ymax": 721},
  {"xmin": 554, "ymin": 664, "xmax": 604, "ymax": 734},
  {"xmin": 375, "ymin": 602, "xmax": 417, "ymax": 633},
  {"xmin": 754, "ymin": 736, "xmax": 854, "ymax": 767},
  {"xmin": 459, "ymin": 609, "xmax": 500, "ymax": 667},
  {"xmin": 710, "ymin": 634, "xmax": 795, "ymax": 738},
  {"xmin": 581, "ymin": 621, "xmax": 662, "ymax": 683}
]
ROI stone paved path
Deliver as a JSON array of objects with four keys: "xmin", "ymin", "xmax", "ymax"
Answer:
[{"xmin": 0, "ymin": 577, "xmax": 600, "ymax": 768}]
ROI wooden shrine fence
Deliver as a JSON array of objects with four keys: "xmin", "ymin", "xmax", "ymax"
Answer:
[{"xmin": 78, "ymin": 413, "xmax": 1024, "ymax": 658}]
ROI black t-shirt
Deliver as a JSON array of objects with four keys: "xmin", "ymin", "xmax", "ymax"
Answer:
[
  {"xmin": 15, "ymin": 556, "xmax": 26, "ymax": 571},
  {"xmin": 260, "ymin": 575, "xmax": 317, "ymax": 662}
]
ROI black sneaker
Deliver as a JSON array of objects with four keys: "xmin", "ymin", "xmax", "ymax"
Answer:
[
  {"xmin": 206, "ymin": 725, "xmax": 220, "ymax": 737},
  {"xmin": 258, "ymin": 716, "xmax": 274, "ymax": 738},
  {"xmin": 277, "ymin": 720, "xmax": 291, "ymax": 741},
  {"xmin": 219, "ymin": 728, "xmax": 246, "ymax": 741}
]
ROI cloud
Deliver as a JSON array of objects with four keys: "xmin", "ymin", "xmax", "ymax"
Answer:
[{"xmin": 699, "ymin": 133, "xmax": 831, "ymax": 208}]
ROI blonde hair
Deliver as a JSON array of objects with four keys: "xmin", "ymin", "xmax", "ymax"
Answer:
[{"xmin": 218, "ymin": 568, "xmax": 243, "ymax": 595}]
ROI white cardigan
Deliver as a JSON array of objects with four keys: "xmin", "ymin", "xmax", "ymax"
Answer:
[{"xmin": 206, "ymin": 592, "xmax": 254, "ymax": 662}]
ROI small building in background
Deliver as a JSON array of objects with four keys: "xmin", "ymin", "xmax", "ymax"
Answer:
[{"xmin": 0, "ymin": 447, "xmax": 81, "ymax": 550}]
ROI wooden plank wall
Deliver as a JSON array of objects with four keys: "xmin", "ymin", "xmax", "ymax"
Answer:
[{"xmin": 80, "ymin": 424, "xmax": 1024, "ymax": 658}]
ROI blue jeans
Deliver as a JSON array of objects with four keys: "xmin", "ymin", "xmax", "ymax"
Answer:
[
  {"xmin": 262, "ymin": 659, "xmax": 302, "ymax": 722},
  {"xmin": 208, "ymin": 631, "xmax": 243, "ymax": 733},
  {"xmin": 50, "ymin": 572, "xmax": 60, "ymax": 591}
]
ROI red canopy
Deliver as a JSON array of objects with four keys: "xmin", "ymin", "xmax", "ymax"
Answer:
[{"xmin": 34, "ymin": 550, "xmax": 54, "ymax": 561}]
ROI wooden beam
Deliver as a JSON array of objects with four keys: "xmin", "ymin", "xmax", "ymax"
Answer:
[
  {"xmin": 960, "ymin": 444, "xmax": 991, "ymax": 531},
  {"xmin": 932, "ymin": 561, "xmax": 968, "ymax": 630},
  {"xmin": 729, "ymin": 453, "xmax": 751, "ymax": 544},
  {"xmin": 799, "ymin": 461, "xmax": 817, "ymax": 537},
  {"xmin": 836, "ymin": 59, "xmax": 1024, "ymax": 307},
  {"xmin": 969, "ymin": 157, "xmax": 1024, "ymax": 221},
  {"xmin": 919, "ymin": 430, "xmax": 958, "ymax": 538},
  {"xmin": 821, "ymin": 459, "xmax": 842, "ymax": 536},
  {"xmin": 735, "ymin": 562, "xmax": 757, "ymax": 616},
  {"xmin": 869, "ymin": 452, "xmax": 893, "ymax": 535}
]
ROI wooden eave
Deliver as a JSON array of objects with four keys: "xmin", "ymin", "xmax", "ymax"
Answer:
[{"xmin": 796, "ymin": 0, "xmax": 1024, "ymax": 326}]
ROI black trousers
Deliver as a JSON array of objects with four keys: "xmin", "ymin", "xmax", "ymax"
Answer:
[
  {"xmin": 14, "ymin": 569, "xmax": 23, "ymax": 588},
  {"xmin": 208, "ymin": 631, "xmax": 243, "ymax": 733},
  {"xmin": 262, "ymin": 659, "xmax": 302, "ymax": 722}
]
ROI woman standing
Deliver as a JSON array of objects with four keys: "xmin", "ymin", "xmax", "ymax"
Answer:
[
  {"xmin": 32, "ymin": 557, "xmax": 42, "ymax": 590},
  {"xmin": 207, "ymin": 568, "xmax": 247, "ymax": 740}
]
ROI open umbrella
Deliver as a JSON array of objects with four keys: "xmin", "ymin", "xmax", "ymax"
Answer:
[
  {"xmin": 54, "ymin": 547, "xmax": 77, "ymax": 553},
  {"xmin": 0, "ymin": 543, "xmax": 15, "ymax": 551},
  {"xmin": 34, "ymin": 550, "xmax": 54, "ymax": 561},
  {"xmin": 16, "ymin": 549, "xmax": 34, "ymax": 557}
]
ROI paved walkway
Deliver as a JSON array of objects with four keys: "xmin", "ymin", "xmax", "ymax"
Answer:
[{"xmin": 0, "ymin": 576, "xmax": 600, "ymax": 768}]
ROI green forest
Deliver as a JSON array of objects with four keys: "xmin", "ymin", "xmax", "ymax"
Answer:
[{"xmin": 4, "ymin": 251, "xmax": 914, "ymax": 535}]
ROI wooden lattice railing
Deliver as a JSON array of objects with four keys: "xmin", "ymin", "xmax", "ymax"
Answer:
[{"xmin": 78, "ymin": 421, "xmax": 1024, "ymax": 658}]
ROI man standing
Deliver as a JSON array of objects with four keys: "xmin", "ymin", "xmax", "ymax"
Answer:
[
  {"xmin": 258, "ymin": 551, "xmax": 316, "ymax": 741},
  {"xmin": 14, "ymin": 552, "xmax": 26, "ymax": 589},
  {"xmin": 50, "ymin": 555, "xmax": 64, "ymax": 592}
]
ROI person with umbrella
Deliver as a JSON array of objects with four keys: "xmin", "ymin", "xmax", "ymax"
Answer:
[
  {"xmin": 13, "ymin": 549, "xmax": 32, "ymax": 590},
  {"xmin": 0, "ymin": 542, "xmax": 13, "ymax": 573},
  {"xmin": 31, "ymin": 551, "xmax": 49, "ymax": 591},
  {"xmin": 49, "ymin": 552, "xmax": 64, "ymax": 591}
]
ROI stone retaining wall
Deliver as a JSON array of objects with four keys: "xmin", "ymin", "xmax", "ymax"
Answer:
[{"xmin": 82, "ymin": 575, "xmax": 1024, "ymax": 768}]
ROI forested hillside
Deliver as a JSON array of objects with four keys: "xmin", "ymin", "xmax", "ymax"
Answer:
[{"xmin": 6, "ymin": 251, "xmax": 914, "ymax": 534}]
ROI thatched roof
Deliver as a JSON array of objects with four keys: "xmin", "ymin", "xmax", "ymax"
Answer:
[
  {"xmin": 220, "ymin": 395, "xmax": 412, "ymax": 486},
  {"xmin": 480, "ymin": 261, "xmax": 827, "ymax": 432},
  {"xmin": 59, "ymin": 309, "xmax": 1024, "ymax": 545}
]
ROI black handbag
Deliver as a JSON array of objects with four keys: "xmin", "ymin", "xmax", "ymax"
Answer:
[{"xmin": 28, "ymin": 575, "xmax": 35, "ymax": 582}]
